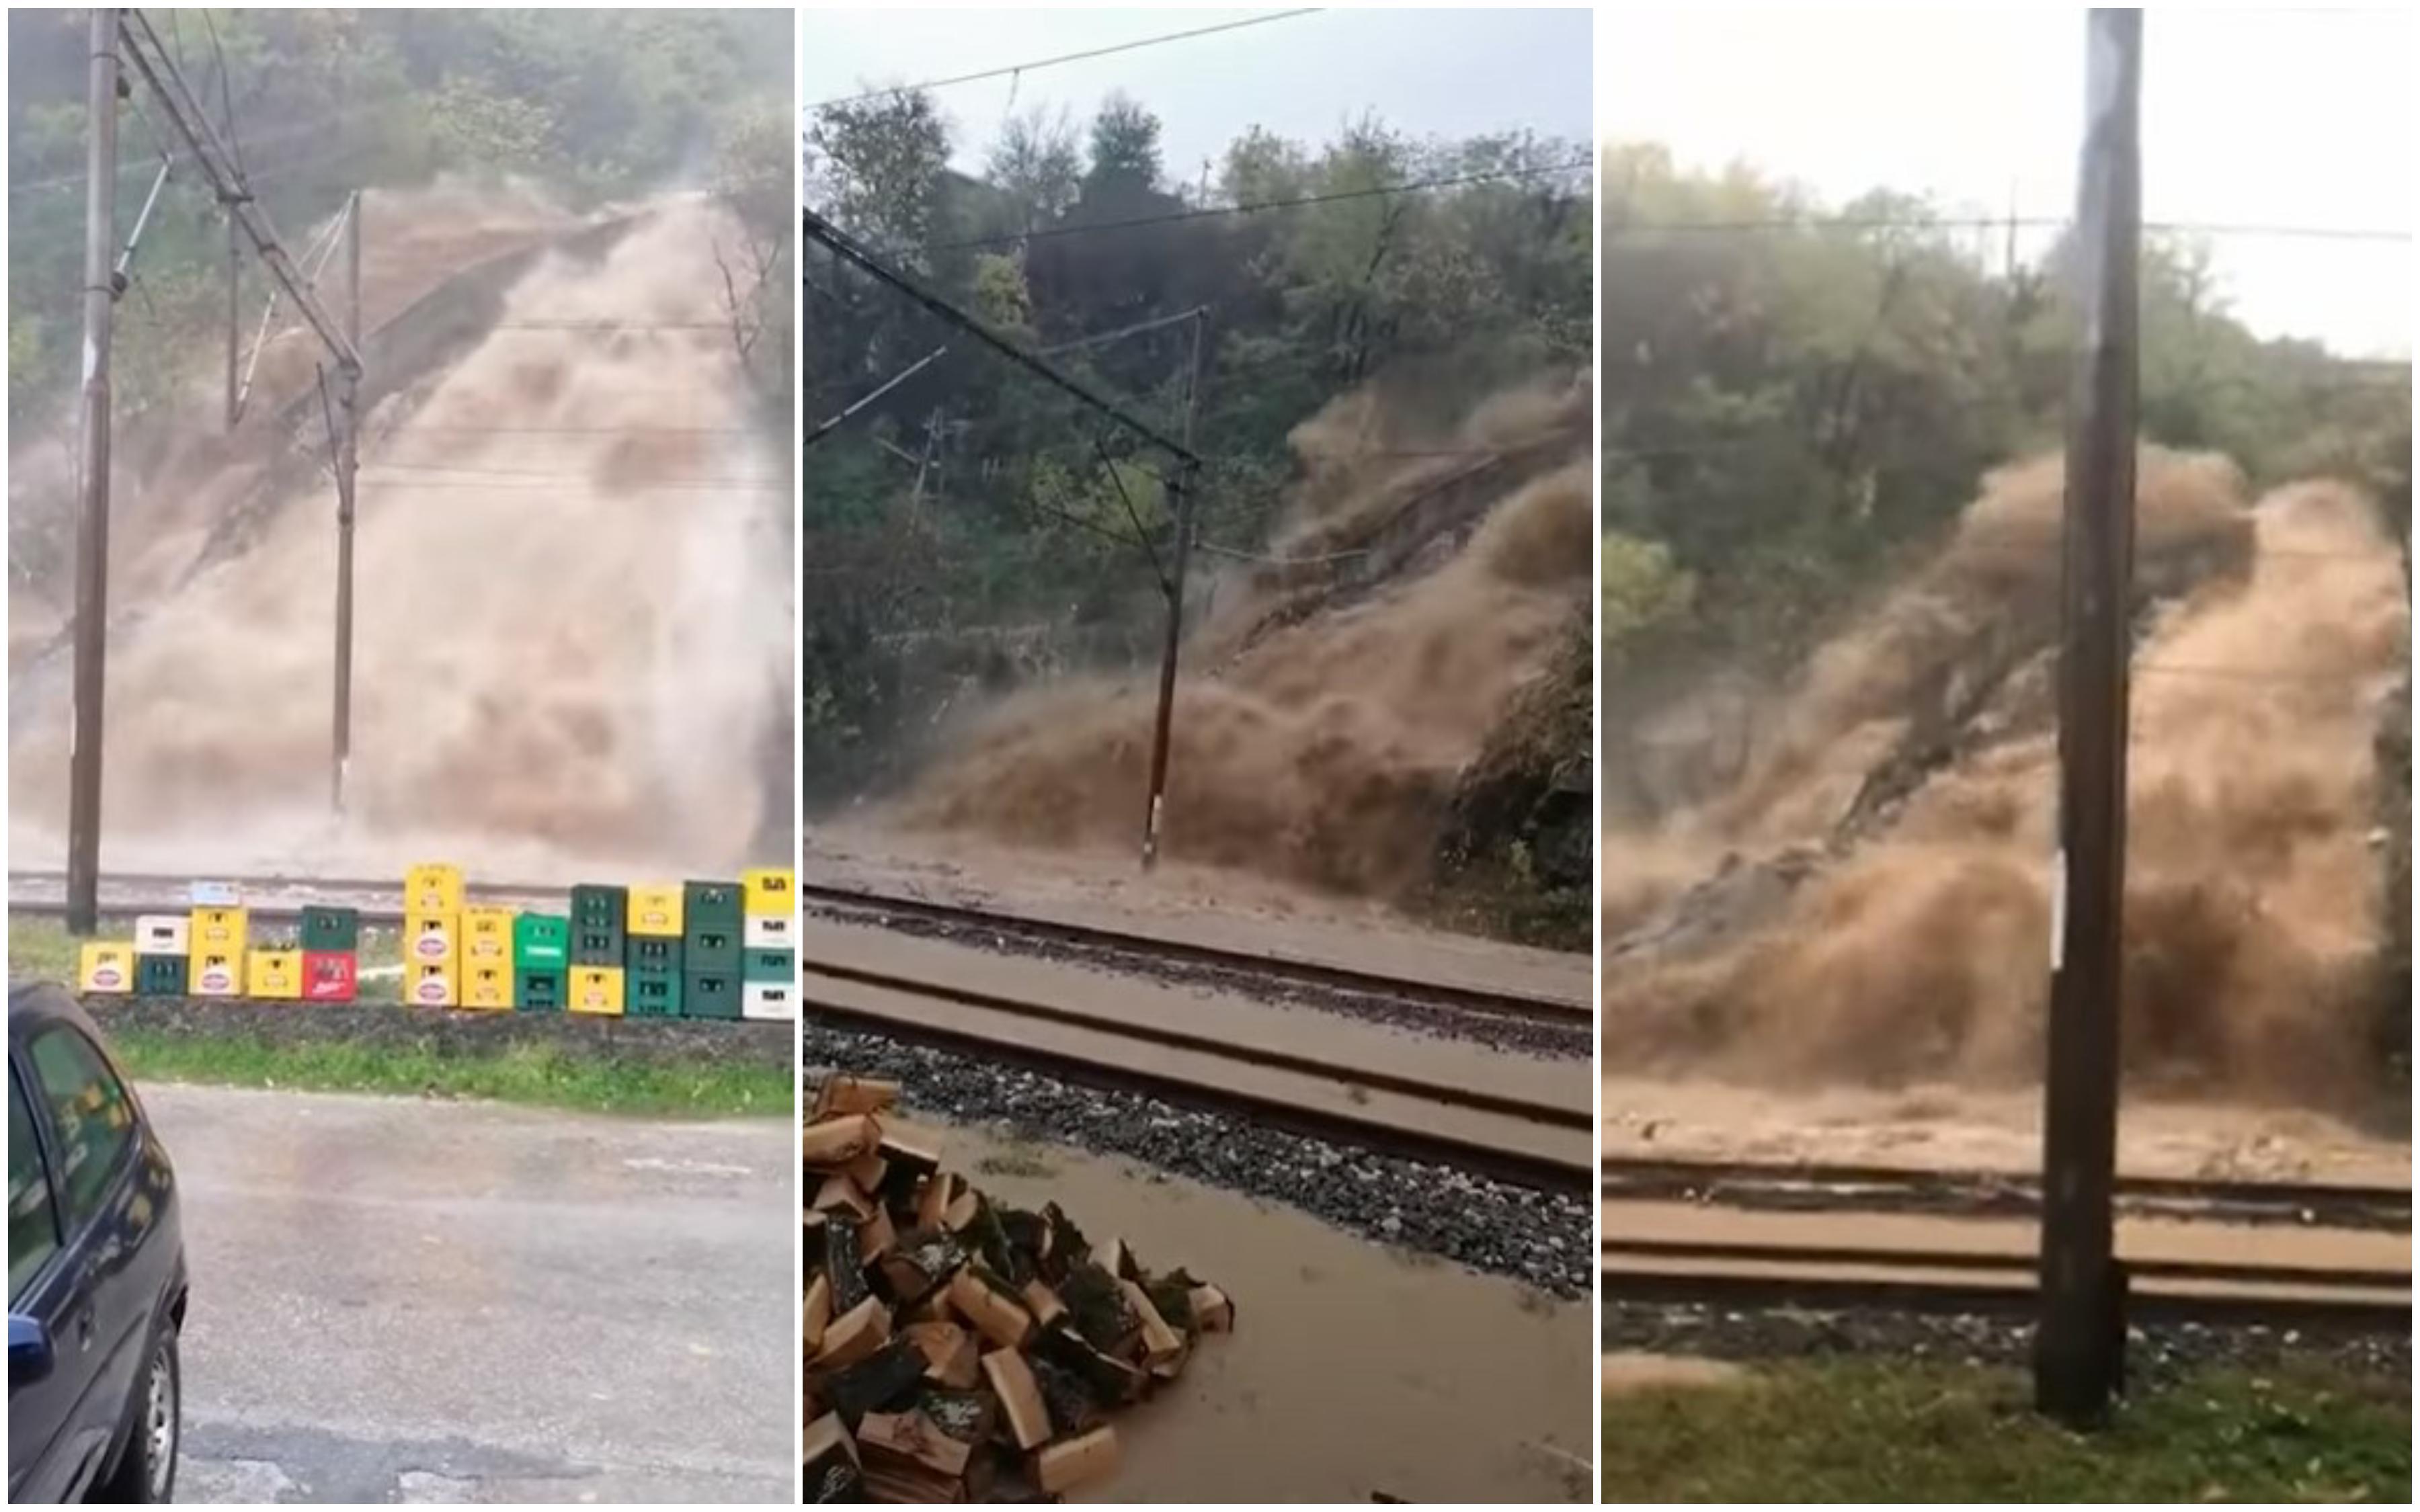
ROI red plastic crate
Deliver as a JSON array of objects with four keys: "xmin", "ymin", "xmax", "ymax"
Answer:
[{"xmin": 302, "ymin": 950, "xmax": 358, "ymax": 1003}]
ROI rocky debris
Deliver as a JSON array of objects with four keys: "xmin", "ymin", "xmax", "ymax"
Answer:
[
  {"xmin": 799, "ymin": 1020, "xmax": 1591, "ymax": 1298},
  {"xmin": 803, "ymin": 1074, "xmax": 1236, "ymax": 1503}
]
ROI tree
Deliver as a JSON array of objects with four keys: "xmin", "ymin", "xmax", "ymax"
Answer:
[
  {"xmin": 805, "ymin": 91, "xmax": 951, "ymax": 263},
  {"xmin": 987, "ymin": 106, "xmax": 1082, "ymax": 235},
  {"xmin": 1084, "ymin": 92, "xmax": 1163, "ymax": 202}
]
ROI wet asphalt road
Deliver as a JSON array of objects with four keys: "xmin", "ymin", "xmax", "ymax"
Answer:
[{"xmin": 143, "ymin": 1083, "xmax": 793, "ymax": 1503}]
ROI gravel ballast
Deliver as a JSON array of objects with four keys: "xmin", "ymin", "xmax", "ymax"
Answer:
[{"xmin": 801, "ymin": 1017, "xmax": 1590, "ymax": 1298}]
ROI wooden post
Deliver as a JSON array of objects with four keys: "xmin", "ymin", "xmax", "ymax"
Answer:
[
  {"xmin": 67, "ymin": 7, "xmax": 120, "ymax": 937},
  {"xmin": 2035, "ymin": 5, "xmax": 2142, "ymax": 1428}
]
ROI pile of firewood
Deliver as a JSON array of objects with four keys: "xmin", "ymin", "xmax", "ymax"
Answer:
[{"xmin": 803, "ymin": 1074, "xmax": 1236, "ymax": 1503}]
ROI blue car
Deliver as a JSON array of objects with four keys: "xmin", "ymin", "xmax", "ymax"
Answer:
[{"xmin": 9, "ymin": 982, "xmax": 188, "ymax": 1503}]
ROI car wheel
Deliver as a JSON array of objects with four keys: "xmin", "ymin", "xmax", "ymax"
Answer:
[{"xmin": 93, "ymin": 1327, "xmax": 179, "ymax": 1504}]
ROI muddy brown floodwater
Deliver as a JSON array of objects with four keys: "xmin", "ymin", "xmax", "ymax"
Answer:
[{"xmin": 911, "ymin": 1116, "xmax": 1595, "ymax": 1503}]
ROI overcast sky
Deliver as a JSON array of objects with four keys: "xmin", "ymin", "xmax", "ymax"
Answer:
[
  {"xmin": 801, "ymin": 8, "xmax": 1592, "ymax": 194},
  {"xmin": 1603, "ymin": 7, "xmax": 2412, "ymax": 360}
]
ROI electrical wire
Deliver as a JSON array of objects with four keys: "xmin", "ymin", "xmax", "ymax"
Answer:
[{"xmin": 805, "ymin": 11, "xmax": 1322, "ymax": 112}]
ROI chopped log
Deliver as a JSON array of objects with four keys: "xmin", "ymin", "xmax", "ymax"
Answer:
[
  {"xmin": 860, "ymin": 1206, "xmax": 899, "ymax": 1265},
  {"xmin": 823, "ymin": 1217, "xmax": 871, "ymax": 1314},
  {"xmin": 803, "ymin": 1114, "xmax": 881, "ymax": 1168},
  {"xmin": 803, "ymin": 1413, "xmax": 864, "ymax": 1503},
  {"xmin": 1117, "ymin": 1278, "xmax": 1185, "ymax": 1370},
  {"xmin": 1026, "ymin": 1355, "xmax": 1104, "ymax": 1438},
  {"xmin": 815, "ymin": 1075, "xmax": 901, "ymax": 1119},
  {"xmin": 845, "ymin": 1148, "xmax": 892, "ymax": 1193},
  {"xmin": 813, "ymin": 1296, "xmax": 891, "ymax": 1374},
  {"xmin": 1033, "ymin": 1427, "xmax": 1119, "ymax": 1496},
  {"xmin": 903, "ymin": 1320, "xmax": 981, "ymax": 1390},
  {"xmin": 948, "ymin": 1267, "xmax": 1037, "ymax": 1351},
  {"xmin": 879, "ymin": 1129, "xmax": 943, "ymax": 1185},
  {"xmin": 979, "ymin": 1348, "xmax": 1051, "ymax": 1452},
  {"xmin": 822, "ymin": 1339, "xmax": 928, "ymax": 1428},
  {"xmin": 879, "ymin": 1227, "xmax": 969, "ymax": 1308},
  {"xmin": 998, "ymin": 1207, "xmax": 1052, "ymax": 1269},
  {"xmin": 816, "ymin": 1172, "xmax": 877, "ymax": 1221},
  {"xmin": 1187, "ymin": 1284, "xmax": 1236, "ymax": 1334},
  {"xmin": 859, "ymin": 1409, "xmax": 975, "ymax": 1480},
  {"xmin": 803, "ymin": 1273, "xmax": 833, "ymax": 1356},
  {"xmin": 1032, "ymin": 1325, "xmax": 1147, "ymax": 1410},
  {"xmin": 917, "ymin": 1386, "xmax": 999, "ymax": 1452},
  {"xmin": 1020, "ymin": 1279, "xmax": 1068, "ymax": 1332},
  {"xmin": 1058, "ymin": 1265, "xmax": 1140, "ymax": 1357},
  {"xmin": 942, "ymin": 1187, "xmax": 982, "ymax": 1232},
  {"xmin": 1097, "ymin": 1236, "xmax": 1137, "ymax": 1283},
  {"xmin": 916, "ymin": 1172, "xmax": 961, "ymax": 1232},
  {"xmin": 860, "ymin": 1460, "xmax": 969, "ymax": 1503}
]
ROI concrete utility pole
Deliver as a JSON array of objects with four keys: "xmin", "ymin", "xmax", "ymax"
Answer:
[
  {"xmin": 1141, "ymin": 308, "xmax": 1209, "ymax": 870},
  {"xmin": 66, "ymin": 5, "xmax": 122, "ymax": 937},
  {"xmin": 2034, "ymin": 5, "xmax": 2143, "ymax": 1428},
  {"xmin": 333, "ymin": 190, "xmax": 361, "ymax": 814}
]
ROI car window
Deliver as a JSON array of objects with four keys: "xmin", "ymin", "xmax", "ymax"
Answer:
[
  {"xmin": 25, "ymin": 1027, "xmax": 136, "ymax": 1235},
  {"xmin": 9, "ymin": 1066, "xmax": 61, "ymax": 1303}
]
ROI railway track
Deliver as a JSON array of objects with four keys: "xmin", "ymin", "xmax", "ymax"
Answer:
[
  {"xmin": 1604, "ymin": 1157, "xmax": 2414, "ymax": 1331},
  {"xmin": 795, "ymin": 880, "xmax": 1592, "ymax": 1029},
  {"xmin": 801, "ymin": 957, "xmax": 1595, "ymax": 1195},
  {"xmin": 1604, "ymin": 1156, "xmax": 2413, "ymax": 1230}
]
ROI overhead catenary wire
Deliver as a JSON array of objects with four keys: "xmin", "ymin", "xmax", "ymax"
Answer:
[
  {"xmin": 805, "ymin": 10, "xmax": 1322, "ymax": 111},
  {"xmin": 924, "ymin": 157, "xmax": 1593, "ymax": 255}
]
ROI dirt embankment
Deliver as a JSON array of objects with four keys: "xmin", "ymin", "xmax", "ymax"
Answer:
[
  {"xmin": 893, "ymin": 374, "xmax": 1594, "ymax": 902},
  {"xmin": 1603, "ymin": 450, "xmax": 2410, "ymax": 1112}
]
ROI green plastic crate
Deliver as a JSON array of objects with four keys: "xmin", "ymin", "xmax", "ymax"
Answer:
[
  {"xmin": 628, "ymin": 935, "xmax": 682, "ymax": 972},
  {"xmin": 681, "ymin": 881, "xmax": 743, "ymax": 928},
  {"xmin": 517, "ymin": 967, "xmax": 564, "ymax": 1012},
  {"xmin": 682, "ymin": 925, "xmax": 741, "ymax": 974},
  {"xmin": 569, "ymin": 884, "xmax": 628, "ymax": 931},
  {"xmin": 571, "ymin": 921, "xmax": 624, "ymax": 968},
  {"xmin": 684, "ymin": 970, "xmax": 740, "ymax": 1020},
  {"xmin": 741, "ymin": 947, "xmax": 795, "ymax": 984},
  {"xmin": 136, "ymin": 955, "xmax": 188, "ymax": 997},
  {"xmin": 300, "ymin": 906, "xmax": 360, "ymax": 952},
  {"xmin": 628, "ymin": 970, "xmax": 684, "ymax": 1017},
  {"xmin": 513, "ymin": 914, "xmax": 569, "ymax": 970}
]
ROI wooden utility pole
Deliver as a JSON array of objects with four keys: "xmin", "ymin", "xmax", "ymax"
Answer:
[
  {"xmin": 66, "ymin": 5, "xmax": 122, "ymax": 937},
  {"xmin": 333, "ymin": 190, "xmax": 361, "ymax": 814},
  {"xmin": 1141, "ymin": 309, "xmax": 1208, "ymax": 870},
  {"xmin": 2034, "ymin": 5, "xmax": 2142, "ymax": 1427}
]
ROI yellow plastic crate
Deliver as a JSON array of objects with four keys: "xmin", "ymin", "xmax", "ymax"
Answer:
[
  {"xmin": 405, "ymin": 911, "xmax": 458, "ymax": 968},
  {"xmin": 78, "ymin": 943, "xmax": 135, "ymax": 995},
  {"xmin": 568, "ymin": 966, "xmax": 624, "ymax": 1016},
  {"xmin": 405, "ymin": 862, "xmax": 465, "ymax": 915},
  {"xmin": 408, "ymin": 962, "xmax": 458, "ymax": 1009},
  {"xmin": 188, "ymin": 907, "xmax": 249, "ymax": 956},
  {"xmin": 462, "ymin": 963, "xmax": 512, "ymax": 1011},
  {"xmin": 462, "ymin": 907, "xmax": 515, "ymax": 966},
  {"xmin": 741, "ymin": 868, "xmax": 795, "ymax": 917},
  {"xmin": 248, "ymin": 949, "xmax": 302, "ymax": 1001},
  {"xmin": 626, "ymin": 884, "xmax": 683, "ymax": 937},
  {"xmin": 190, "ymin": 950, "xmax": 244, "ymax": 998}
]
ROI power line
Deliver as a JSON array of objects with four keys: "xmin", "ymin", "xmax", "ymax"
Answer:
[
  {"xmin": 925, "ymin": 157, "xmax": 1592, "ymax": 254},
  {"xmin": 1603, "ymin": 213, "xmax": 2409, "ymax": 244},
  {"xmin": 805, "ymin": 10, "xmax": 1322, "ymax": 112}
]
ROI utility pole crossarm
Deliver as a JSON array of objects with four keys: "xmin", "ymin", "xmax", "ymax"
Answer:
[
  {"xmin": 116, "ymin": 10, "xmax": 360, "ymax": 375},
  {"xmin": 802, "ymin": 207, "xmax": 1197, "ymax": 466}
]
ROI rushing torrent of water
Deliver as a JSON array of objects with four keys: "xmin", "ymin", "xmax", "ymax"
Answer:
[
  {"xmin": 7, "ymin": 194, "xmax": 792, "ymax": 878},
  {"xmin": 891, "ymin": 374, "xmax": 1593, "ymax": 898},
  {"xmin": 1603, "ymin": 450, "xmax": 2409, "ymax": 1108}
]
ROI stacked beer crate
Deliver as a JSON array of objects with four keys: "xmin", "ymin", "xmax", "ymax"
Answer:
[
  {"xmin": 741, "ymin": 867, "xmax": 796, "ymax": 1020},
  {"xmin": 405, "ymin": 864, "xmax": 466, "ymax": 1009},
  {"xmin": 83, "ymin": 898, "xmax": 362, "ymax": 1003}
]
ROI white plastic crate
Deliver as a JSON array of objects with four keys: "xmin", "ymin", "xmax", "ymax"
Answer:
[
  {"xmin": 741, "ymin": 913, "xmax": 795, "ymax": 948},
  {"xmin": 740, "ymin": 981, "xmax": 795, "ymax": 1021},
  {"xmin": 134, "ymin": 915, "xmax": 190, "ymax": 956}
]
